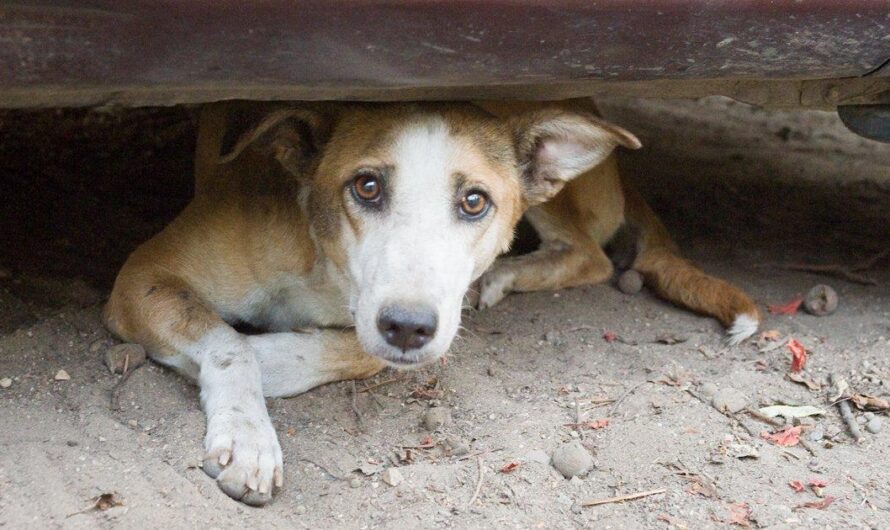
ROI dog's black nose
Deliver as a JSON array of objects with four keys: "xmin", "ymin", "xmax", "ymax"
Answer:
[{"xmin": 377, "ymin": 305, "xmax": 438, "ymax": 352}]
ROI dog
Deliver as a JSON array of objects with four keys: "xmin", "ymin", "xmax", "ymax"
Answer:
[
  {"xmin": 103, "ymin": 100, "xmax": 642, "ymax": 505},
  {"xmin": 473, "ymin": 99, "xmax": 760, "ymax": 344}
]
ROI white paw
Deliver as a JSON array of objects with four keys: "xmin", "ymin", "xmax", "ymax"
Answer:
[
  {"xmin": 478, "ymin": 269, "xmax": 516, "ymax": 309},
  {"xmin": 202, "ymin": 408, "xmax": 283, "ymax": 506}
]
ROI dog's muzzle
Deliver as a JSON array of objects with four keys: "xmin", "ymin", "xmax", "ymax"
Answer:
[{"xmin": 376, "ymin": 304, "xmax": 438, "ymax": 361}]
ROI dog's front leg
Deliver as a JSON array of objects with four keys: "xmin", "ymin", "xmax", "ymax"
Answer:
[{"xmin": 104, "ymin": 281, "xmax": 282, "ymax": 506}]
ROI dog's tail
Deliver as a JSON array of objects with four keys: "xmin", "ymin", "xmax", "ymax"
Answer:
[{"xmin": 623, "ymin": 182, "xmax": 760, "ymax": 345}]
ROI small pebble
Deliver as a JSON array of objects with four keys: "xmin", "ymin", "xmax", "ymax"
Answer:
[
  {"xmin": 349, "ymin": 477, "xmax": 361, "ymax": 488},
  {"xmin": 54, "ymin": 369, "xmax": 71, "ymax": 381},
  {"xmin": 864, "ymin": 412, "xmax": 875, "ymax": 421},
  {"xmin": 699, "ymin": 382, "xmax": 718, "ymax": 399},
  {"xmin": 866, "ymin": 418, "xmax": 882, "ymax": 434},
  {"xmin": 804, "ymin": 284, "xmax": 838, "ymax": 316},
  {"xmin": 617, "ymin": 270, "xmax": 643, "ymax": 295},
  {"xmin": 808, "ymin": 426, "xmax": 824, "ymax": 442},
  {"xmin": 381, "ymin": 468, "xmax": 403, "ymax": 487},
  {"xmin": 105, "ymin": 343, "xmax": 147, "ymax": 374},
  {"xmin": 551, "ymin": 441, "xmax": 593, "ymax": 478},
  {"xmin": 0, "ymin": 377, "xmax": 11, "ymax": 389},
  {"xmin": 295, "ymin": 505, "xmax": 307, "ymax": 515},
  {"xmin": 445, "ymin": 436, "xmax": 469, "ymax": 456},
  {"xmin": 711, "ymin": 387, "xmax": 748, "ymax": 414},
  {"xmin": 127, "ymin": 419, "xmax": 138, "ymax": 428},
  {"xmin": 422, "ymin": 407, "xmax": 451, "ymax": 432}
]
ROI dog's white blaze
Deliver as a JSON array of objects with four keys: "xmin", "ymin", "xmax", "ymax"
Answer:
[{"xmin": 349, "ymin": 118, "xmax": 477, "ymax": 364}]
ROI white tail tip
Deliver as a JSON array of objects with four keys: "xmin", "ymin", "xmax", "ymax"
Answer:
[{"xmin": 725, "ymin": 313, "xmax": 759, "ymax": 346}]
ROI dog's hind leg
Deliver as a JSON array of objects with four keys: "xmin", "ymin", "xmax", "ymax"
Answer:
[
  {"xmin": 104, "ymin": 271, "xmax": 283, "ymax": 506},
  {"xmin": 623, "ymin": 181, "xmax": 761, "ymax": 344},
  {"xmin": 247, "ymin": 330, "xmax": 385, "ymax": 398}
]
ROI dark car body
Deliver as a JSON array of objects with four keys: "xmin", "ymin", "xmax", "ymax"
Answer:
[{"xmin": 2, "ymin": 1, "xmax": 889, "ymax": 110}]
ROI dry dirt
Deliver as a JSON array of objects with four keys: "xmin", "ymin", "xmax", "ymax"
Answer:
[{"xmin": 1, "ymin": 97, "xmax": 889, "ymax": 529}]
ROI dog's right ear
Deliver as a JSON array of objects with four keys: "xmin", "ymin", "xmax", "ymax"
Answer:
[{"xmin": 217, "ymin": 104, "xmax": 334, "ymax": 176}]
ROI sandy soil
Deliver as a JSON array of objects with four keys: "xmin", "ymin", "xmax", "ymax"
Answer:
[{"xmin": 1, "ymin": 97, "xmax": 889, "ymax": 529}]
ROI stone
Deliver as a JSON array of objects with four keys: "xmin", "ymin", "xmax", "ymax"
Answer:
[
  {"xmin": 699, "ymin": 382, "xmax": 719, "ymax": 399},
  {"xmin": 617, "ymin": 270, "xmax": 643, "ymax": 294},
  {"xmin": 54, "ymin": 369, "xmax": 71, "ymax": 381},
  {"xmin": 381, "ymin": 468, "xmax": 403, "ymax": 487},
  {"xmin": 0, "ymin": 377, "xmax": 11, "ymax": 389},
  {"xmin": 866, "ymin": 417, "xmax": 882, "ymax": 434},
  {"xmin": 803, "ymin": 284, "xmax": 838, "ymax": 316},
  {"xmin": 551, "ymin": 441, "xmax": 593, "ymax": 478},
  {"xmin": 422, "ymin": 407, "xmax": 451, "ymax": 432},
  {"xmin": 711, "ymin": 388, "xmax": 748, "ymax": 414},
  {"xmin": 104, "ymin": 343, "xmax": 147, "ymax": 374}
]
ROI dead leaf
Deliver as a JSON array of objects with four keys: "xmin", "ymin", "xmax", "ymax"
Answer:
[
  {"xmin": 808, "ymin": 478, "xmax": 828, "ymax": 488},
  {"xmin": 603, "ymin": 331, "xmax": 618, "ymax": 343},
  {"xmin": 769, "ymin": 296, "xmax": 803, "ymax": 315},
  {"xmin": 760, "ymin": 426, "xmax": 802, "ymax": 447},
  {"xmin": 686, "ymin": 477, "xmax": 718, "ymax": 498},
  {"xmin": 654, "ymin": 333, "xmax": 688, "ymax": 345},
  {"xmin": 796, "ymin": 496, "xmax": 836, "ymax": 510},
  {"xmin": 564, "ymin": 418, "xmax": 610, "ymax": 430},
  {"xmin": 657, "ymin": 514, "xmax": 689, "ymax": 529},
  {"xmin": 789, "ymin": 480, "xmax": 805, "ymax": 493},
  {"xmin": 758, "ymin": 405, "xmax": 825, "ymax": 419},
  {"xmin": 728, "ymin": 502, "xmax": 752, "ymax": 527},
  {"xmin": 786, "ymin": 372, "xmax": 821, "ymax": 391},
  {"xmin": 850, "ymin": 394, "xmax": 890, "ymax": 411},
  {"xmin": 787, "ymin": 339, "xmax": 808, "ymax": 372},
  {"xmin": 93, "ymin": 493, "xmax": 123, "ymax": 511},
  {"xmin": 418, "ymin": 436, "xmax": 435, "ymax": 448},
  {"xmin": 499, "ymin": 462, "xmax": 520, "ymax": 473}
]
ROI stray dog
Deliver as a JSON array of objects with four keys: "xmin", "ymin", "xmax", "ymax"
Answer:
[
  {"xmin": 104, "ymin": 100, "xmax": 640, "ymax": 505},
  {"xmin": 474, "ymin": 99, "xmax": 760, "ymax": 345}
]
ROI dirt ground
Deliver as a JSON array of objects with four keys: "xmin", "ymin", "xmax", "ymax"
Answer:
[{"xmin": 1, "ymin": 97, "xmax": 889, "ymax": 529}]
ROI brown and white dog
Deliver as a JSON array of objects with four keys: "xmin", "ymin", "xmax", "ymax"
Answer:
[{"xmin": 104, "ymin": 99, "xmax": 758, "ymax": 506}]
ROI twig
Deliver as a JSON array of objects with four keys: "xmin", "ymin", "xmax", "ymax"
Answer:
[
  {"xmin": 745, "ymin": 407, "xmax": 783, "ymax": 427},
  {"xmin": 454, "ymin": 447, "xmax": 504, "ymax": 462},
  {"xmin": 582, "ymin": 488, "xmax": 667, "ymax": 507},
  {"xmin": 830, "ymin": 373, "xmax": 864, "ymax": 443},
  {"xmin": 298, "ymin": 458, "xmax": 350, "ymax": 481},
  {"xmin": 110, "ymin": 363, "xmax": 142, "ymax": 412},
  {"xmin": 359, "ymin": 376, "xmax": 403, "ymax": 393},
  {"xmin": 770, "ymin": 248, "xmax": 888, "ymax": 286},
  {"xmin": 609, "ymin": 381, "xmax": 652, "ymax": 417},
  {"xmin": 575, "ymin": 401, "xmax": 584, "ymax": 440},
  {"xmin": 350, "ymin": 381, "xmax": 364, "ymax": 431},
  {"xmin": 464, "ymin": 457, "xmax": 484, "ymax": 510}
]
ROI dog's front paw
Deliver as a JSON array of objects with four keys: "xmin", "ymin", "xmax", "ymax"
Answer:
[
  {"xmin": 478, "ymin": 269, "xmax": 516, "ymax": 309},
  {"xmin": 203, "ymin": 409, "xmax": 283, "ymax": 506}
]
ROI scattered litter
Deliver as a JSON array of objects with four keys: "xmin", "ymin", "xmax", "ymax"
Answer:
[
  {"xmin": 581, "ymin": 488, "xmax": 666, "ymax": 507},
  {"xmin": 758, "ymin": 405, "xmax": 825, "ymax": 419},
  {"xmin": 54, "ymin": 369, "xmax": 70, "ymax": 381},
  {"xmin": 789, "ymin": 480, "xmax": 805, "ymax": 493},
  {"xmin": 564, "ymin": 418, "xmax": 610, "ymax": 430},
  {"xmin": 760, "ymin": 426, "xmax": 802, "ymax": 447},
  {"xmin": 499, "ymin": 462, "xmax": 520, "ymax": 473},
  {"xmin": 603, "ymin": 331, "xmax": 618, "ymax": 343},
  {"xmin": 795, "ymin": 496, "xmax": 836, "ymax": 510},
  {"xmin": 786, "ymin": 372, "xmax": 821, "ymax": 391},
  {"xmin": 67, "ymin": 492, "xmax": 123, "ymax": 518},
  {"xmin": 787, "ymin": 340, "xmax": 808, "ymax": 372},
  {"xmin": 804, "ymin": 284, "xmax": 838, "ymax": 316},
  {"xmin": 768, "ymin": 296, "xmax": 803, "ymax": 315},
  {"xmin": 850, "ymin": 394, "xmax": 890, "ymax": 411},
  {"xmin": 726, "ymin": 442, "xmax": 760, "ymax": 460},
  {"xmin": 829, "ymin": 374, "xmax": 863, "ymax": 442},
  {"xmin": 728, "ymin": 502, "xmax": 752, "ymax": 527}
]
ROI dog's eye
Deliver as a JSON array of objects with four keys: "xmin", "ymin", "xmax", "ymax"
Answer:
[
  {"xmin": 459, "ymin": 190, "xmax": 490, "ymax": 219},
  {"xmin": 351, "ymin": 172, "xmax": 382, "ymax": 203}
]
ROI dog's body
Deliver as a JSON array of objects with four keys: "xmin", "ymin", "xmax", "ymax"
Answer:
[
  {"xmin": 104, "ymin": 100, "xmax": 643, "ymax": 505},
  {"xmin": 474, "ymin": 99, "xmax": 761, "ymax": 343}
]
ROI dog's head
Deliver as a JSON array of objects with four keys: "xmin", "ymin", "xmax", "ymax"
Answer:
[{"xmin": 218, "ymin": 102, "xmax": 639, "ymax": 367}]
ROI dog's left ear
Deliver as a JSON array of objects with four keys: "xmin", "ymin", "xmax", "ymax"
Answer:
[
  {"xmin": 510, "ymin": 110, "xmax": 641, "ymax": 205},
  {"xmin": 217, "ymin": 105, "xmax": 334, "ymax": 177}
]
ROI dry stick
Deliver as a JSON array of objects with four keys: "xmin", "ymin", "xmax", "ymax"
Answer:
[
  {"xmin": 464, "ymin": 457, "xmax": 484, "ymax": 510},
  {"xmin": 582, "ymin": 488, "xmax": 667, "ymax": 507},
  {"xmin": 609, "ymin": 380, "xmax": 652, "ymax": 417},
  {"xmin": 110, "ymin": 361, "xmax": 142, "ymax": 412},
  {"xmin": 454, "ymin": 447, "xmax": 504, "ymax": 462},
  {"xmin": 772, "ymin": 248, "xmax": 889, "ymax": 286},
  {"xmin": 830, "ymin": 373, "xmax": 864, "ymax": 443},
  {"xmin": 350, "ymin": 380, "xmax": 365, "ymax": 431},
  {"xmin": 575, "ymin": 401, "xmax": 585, "ymax": 440},
  {"xmin": 744, "ymin": 407, "xmax": 816, "ymax": 455},
  {"xmin": 359, "ymin": 376, "xmax": 403, "ymax": 393},
  {"xmin": 686, "ymin": 388, "xmax": 754, "ymax": 436}
]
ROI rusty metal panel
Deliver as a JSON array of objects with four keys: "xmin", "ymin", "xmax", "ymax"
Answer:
[{"xmin": 1, "ymin": 1, "xmax": 889, "ymax": 106}]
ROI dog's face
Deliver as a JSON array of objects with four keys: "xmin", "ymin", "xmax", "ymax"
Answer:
[{"xmin": 222, "ymin": 103, "xmax": 639, "ymax": 367}]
